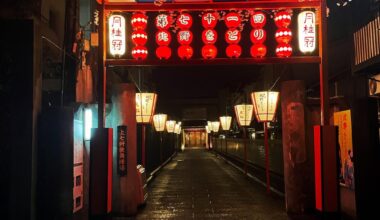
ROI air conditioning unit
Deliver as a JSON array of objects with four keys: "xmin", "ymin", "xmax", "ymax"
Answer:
[{"xmin": 369, "ymin": 74, "xmax": 380, "ymax": 96}]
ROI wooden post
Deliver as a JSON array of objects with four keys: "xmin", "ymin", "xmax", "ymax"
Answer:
[{"xmin": 264, "ymin": 122, "xmax": 270, "ymax": 193}]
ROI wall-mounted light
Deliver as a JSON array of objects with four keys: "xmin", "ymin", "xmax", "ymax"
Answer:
[{"xmin": 84, "ymin": 108, "xmax": 92, "ymax": 141}]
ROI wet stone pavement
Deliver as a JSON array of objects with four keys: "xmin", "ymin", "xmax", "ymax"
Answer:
[{"xmin": 135, "ymin": 149, "xmax": 319, "ymax": 220}]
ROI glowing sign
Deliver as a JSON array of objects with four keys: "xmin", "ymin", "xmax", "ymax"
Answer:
[
  {"xmin": 109, "ymin": 15, "xmax": 126, "ymax": 56},
  {"xmin": 298, "ymin": 11, "xmax": 316, "ymax": 53}
]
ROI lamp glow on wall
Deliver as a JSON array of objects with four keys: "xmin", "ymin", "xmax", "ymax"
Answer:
[
  {"xmin": 251, "ymin": 91, "xmax": 280, "ymax": 193},
  {"xmin": 166, "ymin": 120, "xmax": 177, "ymax": 133},
  {"xmin": 211, "ymin": 121, "xmax": 220, "ymax": 133},
  {"xmin": 108, "ymin": 14, "xmax": 126, "ymax": 56},
  {"xmin": 219, "ymin": 116, "xmax": 232, "ymax": 131},
  {"xmin": 153, "ymin": 114, "xmax": 167, "ymax": 132},
  {"xmin": 136, "ymin": 93, "xmax": 157, "ymax": 123}
]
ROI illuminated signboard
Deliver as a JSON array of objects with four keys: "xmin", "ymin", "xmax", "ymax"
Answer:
[
  {"xmin": 298, "ymin": 11, "xmax": 316, "ymax": 53},
  {"xmin": 108, "ymin": 14, "xmax": 126, "ymax": 56}
]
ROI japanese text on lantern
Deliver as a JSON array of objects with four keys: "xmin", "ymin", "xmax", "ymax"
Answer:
[
  {"xmin": 109, "ymin": 15, "xmax": 126, "ymax": 56},
  {"xmin": 117, "ymin": 126, "xmax": 128, "ymax": 176},
  {"xmin": 298, "ymin": 11, "xmax": 316, "ymax": 53}
]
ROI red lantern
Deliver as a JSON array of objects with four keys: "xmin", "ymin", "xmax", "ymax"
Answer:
[
  {"xmin": 155, "ymin": 13, "xmax": 172, "ymax": 30},
  {"xmin": 132, "ymin": 46, "xmax": 148, "ymax": 60},
  {"xmin": 177, "ymin": 30, "xmax": 193, "ymax": 45},
  {"xmin": 156, "ymin": 46, "xmax": 171, "ymax": 60},
  {"xmin": 225, "ymin": 12, "xmax": 241, "ymax": 28},
  {"xmin": 202, "ymin": 29, "xmax": 217, "ymax": 44},
  {"xmin": 225, "ymin": 29, "xmax": 241, "ymax": 44},
  {"xmin": 250, "ymin": 29, "xmax": 267, "ymax": 44},
  {"xmin": 131, "ymin": 13, "xmax": 148, "ymax": 30},
  {"xmin": 274, "ymin": 11, "xmax": 292, "ymax": 28},
  {"xmin": 251, "ymin": 11, "xmax": 267, "ymax": 28},
  {"xmin": 202, "ymin": 12, "xmax": 218, "ymax": 29},
  {"xmin": 201, "ymin": 45, "xmax": 218, "ymax": 59},
  {"xmin": 250, "ymin": 44, "xmax": 267, "ymax": 58},
  {"xmin": 132, "ymin": 30, "xmax": 148, "ymax": 46},
  {"xmin": 226, "ymin": 44, "xmax": 242, "ymax": 58},
  {"xmin": 176, "ymin": 13, "xmax": 193, "ymax": 29},
  {"xmin": 155, "ymin": 30, "xmax": 171, "ymax": 46},
  {"xmin": 178, "ymin": 45, "xmax": 193, "ymax": 60},
  {"xmin": 275, "ymin": 28, "xmax": 292, "ymax": 44},
  {"xmin": 276, "ymin": 44, "xmax": 292, "ymax": 57}
]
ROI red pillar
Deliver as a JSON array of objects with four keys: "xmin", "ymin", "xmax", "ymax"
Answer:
[{"xmin": 113, "ymin": 83, "xmax": 139, "ymax": 215}]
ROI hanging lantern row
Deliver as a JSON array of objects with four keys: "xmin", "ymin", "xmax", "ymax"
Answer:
[
  {"xmin": 131, "ymin": 13, "xmax": 148, "ymax": 60},
  {"xmin": 274, "ymin": 10, "xmax": 293, "ymax": 57},
  {"xmin": 202, "ymin": 12, "xmax": 218, "ymax": 59},
  {"xmin": 225, "ymin": 12, "xmax": 242, "ymax": 58},
  {"xmin": 155, "ymin": 13, "xmax": 172, "ymax": 60},
  {"xmin": 177, "ymin": 12, "xmax": 194, "ymax": 60},
  {"xmin": 250, "ymin": 11, "xmax": 267, "ymax": 58},
  {"xmin": 109, "ymin": 10, "xmax": 312, "ymax": 60}
]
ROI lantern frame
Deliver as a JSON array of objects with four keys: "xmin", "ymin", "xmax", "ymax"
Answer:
[
  {"xmin": 153, "ymin": 114, "xmax": 168, "ymax": 132},
  {"xmin": 219, "ymin": 116, "xmax": 232, "ymax": 131},
  {"xmin": 136, "ymin": 92, "xmax": 158, "ymax": 124},
  {"xmin": 234, "ymin": 104, "xmax": 254, "ymax": 127},
  {"xmin": 211, "ymin": 121, "xmax": 220, "ymax": 133},
  {"xmin": 166, "ymin": 120, "xmax": 177, "ymax": 133},
  {"xmin": 251, "ymin": 91, "xmax": 280, "ymax": 122}
]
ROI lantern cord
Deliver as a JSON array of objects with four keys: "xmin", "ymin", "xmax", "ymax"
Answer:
[{"xmin": 268, "ymin": 65, "xmax": 286, "ymax": 91}]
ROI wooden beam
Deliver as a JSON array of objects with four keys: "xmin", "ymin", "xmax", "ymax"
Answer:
[{"xmin": 106, "ymin": 57, "xmax": 321, "ymax": 67}]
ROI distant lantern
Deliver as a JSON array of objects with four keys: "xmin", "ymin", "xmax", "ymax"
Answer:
[
  {"xmin": 156, "ymin": 13, "xmax": 172, "ymax": 30},
  {"xmin": 202, "ymin": 12, "xmax": 218, "ymax": 29},
  {"xmin": 298, "ymin": 11, "xmax": 316, "ymax": 53},
  {"xmin": 275, "ymin": 28, "xmax": 292, "ymax": 44},
  {"xmin": 211, "ymin": 121, "xmax": 220, "ymax": 133},
  {"xmin": 176, "ymin": 13, "xmax": 193, "ymax": 29},
  {"xmin": 178, "ymin": 45, "xmax": 193, "ymax": 60},
  {"xmin": 153, "ymin": 114, "xmax": 167, "ymax": 132},
  {"xmin": 156, "ymin": 46, "xmax": 171, "ymax": 60},
  {"xmin": 274, "ymin": 11, "xmax": 292, "ymax": 28},
  {"xmin": 250, "ymin": 29, "xmax": 267, "ymax": 44},
  {"xmin": 205, "ymin": 125, "xmax": 211, "ymax": 134},
  {"xmin": 234, "ymin": 104, "xmax": 254, "ymax": 126},
  {"xmin": 275, "ymin": 43, "xmax": 292, "ymax": 57},
  {"xmin": 177, "ymin": 30, "xmax": 193, "ymax": 45},
  {"xmin": 131, "ymin": 46, "xmax": 148, "ymax": 60},
  {"xmin": 202, "ymin": 29, "xmax": 218, "ymax": 44},
  {"xmin": 202, "ymin": 45, "xmax": 218, "ymax": 59},
  {"xmin": 131, "ymin": 30, "xmax": 148, "ymax": 45},
  {"xmin": 166, "ymin": 120, "xmax": 177, "ymax": 133},
  {"xmin": 225, "ymin": 12, "xmax": 241, "ymax": 28},
  {"xmin": 155, "ymin": 30, "xmax": 171, "ymax": 46},
  {"xmin": 251, "ymin": 91, "xmax": 280, "ymax": 122},
  {"xmin": 251, "ymin": 11, "xmax": 267, "ymax": 28},
  {"xmin": 225, "ymin": 29, "xmax": 241, "ymax": 44},
  {"xmin": 219, "ymin": 116, "xmax": 232, "ymax": 131},
  {"xmin": 250, "ymin": 44, "xmax": 267, "ymax": 58},
  {"xmin": 207, "ymin": 121, "xmax": 213, "ymax": 130},
  {"xmin": 226, "ymin": 44, "xmax": 241, "ymax": 58},
  {"xmin": 136, "ymin": 93, "xmax": 157, "ymax": 124},
  {"xmin": 109, "ymin": 15, "xmax": 126, "ymax": 56},
  {"xmin": 131, "ymin": 13, "xmax": 148, "ymax": 30},
  {"xmin": 174, "ymin": 123, "xmax": 181, "ymax": 134}
]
